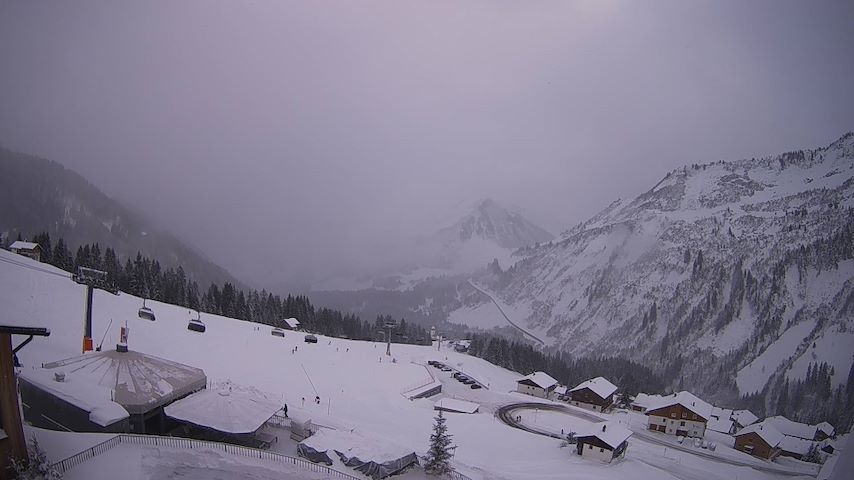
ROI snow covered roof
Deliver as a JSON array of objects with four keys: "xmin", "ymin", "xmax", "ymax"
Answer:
[
  {"xmin": 735, "ymin": 422, "xmax": 784, "ymax": 447},
  {"xmin": 283, "ymin": 317, "xmax": 300, "ymax": 329},
  {"xmin": 19, "ymin": 369, "xmax": 129, "ymax": 427},
  {"xmin": 644, "ymin": 391, "xmax": 713, "ymax": 421},
  {"xmin": 38, "ymin": 349, "xmax": 207, "ymax": 414},
  {"xmin": 631, "ymin": 393, "xmax": 664, "ymax": 409},
  {"xmin": 301, "ymin": 428, "xmax": 416, "ymax": 464},
  {"xmin": 576, "ymin": 422, "xmax": 632, "ymax": 449},
  {"xmin": 765, "ymin": 416, "xmax": 817, "ymax": 440},
  {"xmin": 164, "ymin": 383, "xmax": 281, "ymax": 434},
  {"xmin": 707, "ymin": 417, "xmax": 734, "ymax": 434},
  {"xmin": 569, "ymin": 377, "xmax": 618, "ymax": 399},
  {"xmin": 9, "ymin": 240, "xmax": 39, "ymax": 250},
  {"xmin": 816, "ymin": 421, "xmax": 835, "ymax": 436},
  {"xmin": 731, "ymin": 409, "xmax": 758, "ymax": 427},
  {"xmin": 710, "ymin": 406, "xmax": 733, "ymax": 420},
  {"xmin": 517, "ymin": 371, "xmax": 558, "ymax": 390},
  {"xmin": 434, "ymin": 398, "xmax": 479, "ymax": 414},
  {"xmin": 779, "ymin": 435, "xmax": 813, "ymax": 456},
  {"xmin": 554, "ymin": 386, "xmax": 568, "ymax": 396}
]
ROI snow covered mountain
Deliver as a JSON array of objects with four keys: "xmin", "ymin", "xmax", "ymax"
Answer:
[
  {"xmin": 436, "ymin": 198, "xmax": 554, "ymax": 250},
  {"xmin": 0, "ymin": 147, "xmax": 242, "ymax": 290},
  {"xmin": 316, "ymin": 199, "xmax": 553, "ymax": 291},
  {"xmin": 466, "ymin": 133, "xmax": 854, "ymax": 406}
]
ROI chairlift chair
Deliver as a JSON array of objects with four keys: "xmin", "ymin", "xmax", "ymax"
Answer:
[
  {"xmin": 187, "ymin": 310, "xmax": 205, "ymax": 333},
  {"xmin": 271, "ymin": 327, "xmax": 286, "ymax": 337},
  {"xmin": 138, "ymin": 299, "xmax": 156, "ymax": 321}
]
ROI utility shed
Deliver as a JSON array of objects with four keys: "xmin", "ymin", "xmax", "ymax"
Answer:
[
  {"xmin": 433, "ymin": 398, "xmax": 479, "ymax": 414},
  {"xmin": 20, "ymin": 348, "xmax": 206, "ymax": 434},
  {"xmin": 575, "ymin": 422, "xmax": 631, "ymax": 463}
]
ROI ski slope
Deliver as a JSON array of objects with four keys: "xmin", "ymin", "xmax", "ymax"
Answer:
[{"xmin": 0, "ymin": 249, "xmax": 824, "ymax": 479}]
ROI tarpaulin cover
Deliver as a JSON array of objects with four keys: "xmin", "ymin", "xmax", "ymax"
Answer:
[
  {"xmin": 335, "ymin": 450, "xmax": 419, "ymax": 480},
  {"xmin": 296, "ymin": 443, "xmax": 333, "ymax": 465}
]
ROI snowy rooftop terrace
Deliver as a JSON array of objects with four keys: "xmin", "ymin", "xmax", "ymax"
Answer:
[{"xmin": 37, "ymin": 348, "xmax": 207, "ymax": 414}]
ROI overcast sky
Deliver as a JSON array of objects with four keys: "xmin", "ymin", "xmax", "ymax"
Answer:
[{"xmin": 1, "ymin": 0, "xmax": 853, "ymax": 288}]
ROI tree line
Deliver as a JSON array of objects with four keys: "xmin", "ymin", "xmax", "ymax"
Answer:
[
  {"xmin": 16, "ymin": 232, "xmax": 429, "ymax": 345},
  {"xmin": 467, "ymin": 333, "xmax": 665, "ymax": 396}
]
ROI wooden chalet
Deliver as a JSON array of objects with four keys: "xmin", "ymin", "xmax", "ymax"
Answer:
[
  {"xmin": 733, "ymin": 422, "xmax": 784, "ymax": 460},
  {"xmin": 8, "ymin": 241, "xmax": 42, "ymax": 262},
  {"xmin": 516, "ymin": 372, "xmax": 558, "ymax": 399},
  {"xmin": 575, "ymin": 422, "xmax": 631, "ymax": 463},
  {"xmin": 568, "ymin": 377, "xmax": 618, "ymax": 412},
  {"xmin": 644, "ymin": 391, "xmax": 712, "ymax": 438}
]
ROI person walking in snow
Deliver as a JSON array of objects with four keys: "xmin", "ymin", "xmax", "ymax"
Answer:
[{"xmin": 283, "ymin": 404, "xmax": 288, "ymax": 418}]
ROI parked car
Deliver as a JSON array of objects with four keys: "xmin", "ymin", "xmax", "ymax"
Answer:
[
  {"xmin": 463, "ymin": 379, "xmax": 475, "ymax": 385},
  {"xmin": 693, "ymin": 438, "xmax": 702, "ymax": 448},
  {"xmin": 441, "ymin": 367, "xmax": 452, "ymax": 372},
  {"xmin": 708, "ymin": 442, "xmax": 717, "ymax": 451},
  {"xmin": 470, "ymin": 384, "xmax": 482, "ymax": 390},
  {"xmin": 304, "ymin": 334, "xmax": 318, "ymax": 343},
  {"xmin": 676, "ymin": 436, "xmax": 685, "ymax": 444}
]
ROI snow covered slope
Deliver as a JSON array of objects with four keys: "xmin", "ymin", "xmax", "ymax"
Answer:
[
  {"xmin": 2, "ymin": 248, "xmax": 810, "ymax": 480},
  {"xmin": 465, "ymin": 133, "xmax": 854, "ymax": 403}
]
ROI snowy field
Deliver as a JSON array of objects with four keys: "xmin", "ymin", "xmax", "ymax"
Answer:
[{"xmin": 0, "ymin": 249, "xmax": 831, "ymax": 479}]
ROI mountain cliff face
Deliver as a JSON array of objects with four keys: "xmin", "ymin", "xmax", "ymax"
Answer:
[
  {"xmin": 0, "ymin": 147, "xmax": 242, "ymax": 290},
  {"xmin": 471, "ymin": 133, "xmax": 854, "ymax": 404}
]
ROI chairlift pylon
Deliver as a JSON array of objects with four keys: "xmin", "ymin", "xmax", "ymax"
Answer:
[{"xmin": 138, "ymin": 298, "xmax": 156, "ymax": 321}]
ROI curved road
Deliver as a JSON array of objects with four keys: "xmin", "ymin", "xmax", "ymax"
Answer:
[
  {"xmin": 468, "ymin": 281, "xmax": 545, "ymax": 346},
  {"xmin": 496, "ymin": 402, "xmax": 816, "ymax": 478}
]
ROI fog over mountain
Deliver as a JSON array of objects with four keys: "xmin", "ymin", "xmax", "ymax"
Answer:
[{"xmin": 1, "ymin": 1, "xmax": 852, "ymax": 289}]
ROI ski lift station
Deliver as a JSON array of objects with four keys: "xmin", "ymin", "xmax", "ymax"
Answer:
[{"xmin": 19, "ymin": 347, "xmax": 207, "ymax": 435}]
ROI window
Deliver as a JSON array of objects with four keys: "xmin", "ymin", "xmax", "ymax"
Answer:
[
  {"xmin": 600, "ymin": 448, "xmax": 604, "ymax": 453},
  {"xmin": 682, "ymin": 412, "xmax": 687, "ymax": 418},
  {"xmin": 670, "ymin": 412, "xmax": 677, "ymax": 418},
  {"xmin": 588, "ymin": 444, "xmax": 593, "ymax": 450},
  {"xmin": 680, "ymin": 421, "xmax": 686, "ymax": 426}
]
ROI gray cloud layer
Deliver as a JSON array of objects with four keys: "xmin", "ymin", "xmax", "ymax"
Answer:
[{"xmin": 2, "ymin": 0, "xmax": 853, "ymax": 287}]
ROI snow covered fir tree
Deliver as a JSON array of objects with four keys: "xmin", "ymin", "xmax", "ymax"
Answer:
[{"xmin": 423, "ymin": 410, "xmax": 456, "ymax": 476}]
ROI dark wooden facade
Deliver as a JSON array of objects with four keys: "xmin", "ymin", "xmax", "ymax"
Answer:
[
  {"xmin": 734, "ymin": 431, "xmax": 778, "ymax": 459},
  {"xmin": 647, "ymin": 403, "xmax": 706, "ymax": 422},
  {"xmin": 570, "ymin": 387, "xmax": 613, "ymax": 410},
  {"xmin": 1, "ymin": 332, "xmax": 26, "ymax": 479}
]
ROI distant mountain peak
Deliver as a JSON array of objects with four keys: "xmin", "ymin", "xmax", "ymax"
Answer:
[{"xmin": 437, "ymin": 198, "xmax": 553, "ymax": 250}]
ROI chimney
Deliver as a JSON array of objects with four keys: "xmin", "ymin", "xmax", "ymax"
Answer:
[{"xmin": 54, "ymin": 371, "xmax": 66, "ymax": 382}]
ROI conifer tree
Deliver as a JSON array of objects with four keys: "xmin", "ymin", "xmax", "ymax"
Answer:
[{"xmin": 424, "ymin": 410, "xmax": 455, "ymax": 476}]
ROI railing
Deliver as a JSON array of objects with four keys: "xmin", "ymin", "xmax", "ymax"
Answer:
[
  {"xmin": 52, "ymin": 435, "xmax": 122, "ymax": 474},
  {"xmin": 265, "ymin": 412, "xmax": 291, "ymax": 429},
  {"xmin": 52, "ymin": 433, "xmax": 361, "ymax": 479},
  {"xmin": 447, "ymin": 468, "xmax": 475, "ymax": 480},
  {"xmin": 400, "ymin": 361, "xmax": 438, "ymax": 396}
]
